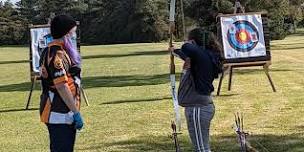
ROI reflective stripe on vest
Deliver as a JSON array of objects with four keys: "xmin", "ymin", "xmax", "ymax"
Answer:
[{"xmin": 48, "ymin": 111, "xmax": 74, "ymax": 124}]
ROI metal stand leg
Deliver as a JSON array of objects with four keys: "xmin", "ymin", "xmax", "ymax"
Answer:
[
  {"xmin": 263, "ymin": 64, "xmax": 276, "ymax": 92},
  {"xmin": 25, "ymin": 77, "xmax": 36, "ymax": 110},
  {"xmin": 80, "ymin": 86, "xmax": 90, "ymax": 106}
]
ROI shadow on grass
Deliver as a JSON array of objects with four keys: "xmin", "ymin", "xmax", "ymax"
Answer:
[
  {"xmin": 290, "ymin": 32, "xmax": 304, "ymax": 37},
  {"xmin": 0, "ymin": 82, "xmax": 40, "ymax": 92},
  {"xmin": 272, "ymin": 42, "xmax": 304, "ymax": 46},
  {"xmin": 77, "ymin": 135, "xmax": 192, "ymax": 152},
  {"xmin": 0, "ymin": 45, "xmax": 27, "ymax": 47},
  {"xmin": 212, "ymin": 134, "xmax": 304, "ymax": 152},
  {"xmin": 296, "ymin": 125, "xmax": 304, "ymax": 130},
  {"xmin": 233, "ymin": 68, "xmax": 294, "ymax": 75},
  {"xmin": 0, "ymin": 68, "xmax": 287, "ymax": 92},
  {"xmin": 0, "ymin": 108, "xmax": 38, "ymax": 113},
  {"xmin": 82, "ymin": 50, "xmax": 167, "ymax": 60},
  {"xmin": 214, "ymin": 93, "xmax": 239, "ymax": 98},
  {"xmin": 82, "ymin": 74, "xmax": 179, "ymax": 88},
  {"xmin": 101, "ymin": 96, "xmax": 172, "ymax": 105},
  {"xmin": 77, "ymin": 134, "xmax": 304, "ymax": 152},
  {"xmin": 0, "ymin": 50, "xmax": 166, "ymax": 65},
  {"xmin": 272, "ymin": 46, "xmax": 304, "ymax": 50},
  {"xmin": 0, "ymin": 60, "xmax": 29, "ymax": 65},
  {"xmin": 0, "ymin": 74, "xmax": 178, "ymax": 92}
]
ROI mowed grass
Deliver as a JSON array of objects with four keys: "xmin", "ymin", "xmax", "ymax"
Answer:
[{"xmin": 0, "ymin": 30, "xmax": 304, "ymax": 152}]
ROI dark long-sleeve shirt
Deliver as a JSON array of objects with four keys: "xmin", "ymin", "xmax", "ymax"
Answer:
[{"xmin": 174, "ymin": 43, "xmax": 221, "ymax": 95}]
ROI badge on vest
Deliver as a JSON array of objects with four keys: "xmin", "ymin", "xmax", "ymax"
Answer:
[{"xmin": 54, "ymin": 54, "xmax": 63, "ymax": 69}]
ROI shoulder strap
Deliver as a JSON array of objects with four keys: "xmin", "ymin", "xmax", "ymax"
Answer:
[{"xmin": 48, "ymin": 41, "xmax": 72, "ymax": 66}]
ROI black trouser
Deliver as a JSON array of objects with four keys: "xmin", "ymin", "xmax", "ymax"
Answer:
[{"xmin": 47, "ymin": 124, "xmax": 76, "ymax": 152}]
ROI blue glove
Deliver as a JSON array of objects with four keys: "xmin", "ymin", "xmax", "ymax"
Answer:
[{"xmin": 73, "ymin": 112, "xmax": 84, "ymax": 130}]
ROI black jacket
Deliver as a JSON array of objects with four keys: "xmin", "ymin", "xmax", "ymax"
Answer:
[{"xmin": 174, "ymin": 43, "xmax": 222, "ymax": 95}]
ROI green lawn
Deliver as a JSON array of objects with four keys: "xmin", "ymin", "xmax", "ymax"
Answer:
[{"xmin": 0, "ymin": 31, "xmax": 304, "ymax": 152}]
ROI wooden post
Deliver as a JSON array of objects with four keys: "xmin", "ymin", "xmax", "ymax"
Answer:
[
  {"xmin": 233, "ymin": 0, "xmax": 245, "ymax": 14},
  {"xmin": 80, "ymin": 86, "xmax": 90, "ymax": 106},
  {"xmin": 228, "ymin": 66, "xmax": 233, "ymax": 91},
  {"xmin": 217, "ymin": 71, "xmax": 225, "ymax": 96},
  {"xmin": 263, "ymin": 63, "xmax": 276, "ymax": 92},
  {"xmin": 26, "ymin": 24, "xmax": 34, "ymax": 109},
  {"xmin": 25, "ymin": 76, "xmax": 36, "ymax": 109},
  {"xmin": 76, "ymin": 21, "xmax": 90, "ymax": 106}
]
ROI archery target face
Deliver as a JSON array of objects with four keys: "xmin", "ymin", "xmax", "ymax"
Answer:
[
  {"xmin": 221, "ymin": 14, "xmax": 266, "ymax": 59},
  {"xmin": 30, "ymin": 26, "xmax": 78, "ymax": 73},
  {"xmin": 30, "ymin": 27, "xmax": 51, "ymax": 73}
]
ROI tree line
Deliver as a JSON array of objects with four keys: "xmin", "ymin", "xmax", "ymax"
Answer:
[{"xmin": 0, "ymin": 0, "xmax": 303, "ymax": 45}]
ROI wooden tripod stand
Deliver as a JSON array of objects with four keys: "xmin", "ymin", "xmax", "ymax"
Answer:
[{"xmin": 217, "ymin": 61, "xmax": 276, "ymax": 96}]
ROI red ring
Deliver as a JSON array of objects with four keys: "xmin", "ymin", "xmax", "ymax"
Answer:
[{"xmin": 235, "ymin": 29, "xmax": 250, "ymax": 44}]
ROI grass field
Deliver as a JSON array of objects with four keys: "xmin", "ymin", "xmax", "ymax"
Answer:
[{"xmin": 0, "ymin": 30, "xmax": 304, "ymax": 152}]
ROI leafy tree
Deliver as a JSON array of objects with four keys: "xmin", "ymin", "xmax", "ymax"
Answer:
[
  {"xmin": 246, "ymin": 0, "xmax": 289, "ymax": 39},
  {"xmin": 0, "ymin": 1, "xmax": 27, "ymax": 45},
  {"xmin": 34, "ymin": 0, "xmax": 87, "ymax": 24},
  {"xmin": 1, "ymin": 0, "xmax": 303, "ymax": 45},
  {"xmin": 184, "ymin": 0, "xmax": 293, "ymax": 40},
  {"xmin": 82, "ymin": 0, "xmax": 168, "ymax": 44},
  {"xmin": 16, "ymin": 0, "xmax": 38, "ymax": 23},
  {"xmin": 287, "ymin": 0, "xmax": 304, "ymax": 32}
]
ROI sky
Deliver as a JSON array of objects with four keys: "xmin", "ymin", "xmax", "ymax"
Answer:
[{"xmin": 0, "ymin": 0, "xmax": 19, "ymax": 4}]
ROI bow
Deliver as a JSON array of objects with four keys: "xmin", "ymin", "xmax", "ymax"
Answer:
[
  {"xmin": 169, "ymin": 0, "xmax": 181, "ymax": 131},
  {"xmin": 234, "ymin": 112, "xmax": 248, "ymax": 152}
]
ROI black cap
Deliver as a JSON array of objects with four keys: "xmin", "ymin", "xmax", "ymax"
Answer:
[{"xmin": 50, "ymin": 15, "xmax": 76, "ymax": 39}]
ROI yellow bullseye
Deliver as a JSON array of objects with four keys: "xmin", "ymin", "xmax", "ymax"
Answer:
[{"xmin": 238, "ymin": 32, "xmax": 247, "ymax": 41}]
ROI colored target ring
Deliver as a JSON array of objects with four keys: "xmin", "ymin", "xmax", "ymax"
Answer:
[{"xmin": 227, "ymin": 20, "xmax": 259, "ymax": 52}]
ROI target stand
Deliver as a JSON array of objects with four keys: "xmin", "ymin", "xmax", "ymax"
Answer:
[
  {"xmin": 216, "ymin": 2, "xmax": 276, "ymax": 95},
  {"xmin": 26, "ymin": 23, "xmax": 90, "ymax": 110},
  {"xmin": 216, "ymin": 61, "xmax": 276, "ymax": 96}
]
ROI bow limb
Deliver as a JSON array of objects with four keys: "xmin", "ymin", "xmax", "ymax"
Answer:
[{"xmin": 169, "ymin": 0, "xmax": 181, "ymax": 131}]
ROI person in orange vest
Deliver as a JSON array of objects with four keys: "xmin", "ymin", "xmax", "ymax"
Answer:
[{"xmin": 39, "ymin": 14, "xmax": 84, "ymax": 152}]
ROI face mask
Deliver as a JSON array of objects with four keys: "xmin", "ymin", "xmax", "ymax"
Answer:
[{"xmin": 64, "ymin": 33, "xmax": 81, "ymax": 67}]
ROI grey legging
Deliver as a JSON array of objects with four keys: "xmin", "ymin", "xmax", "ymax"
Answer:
[{"xmin": 185, "ymin": 104, "xmax": 215, "ymax": 152}]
